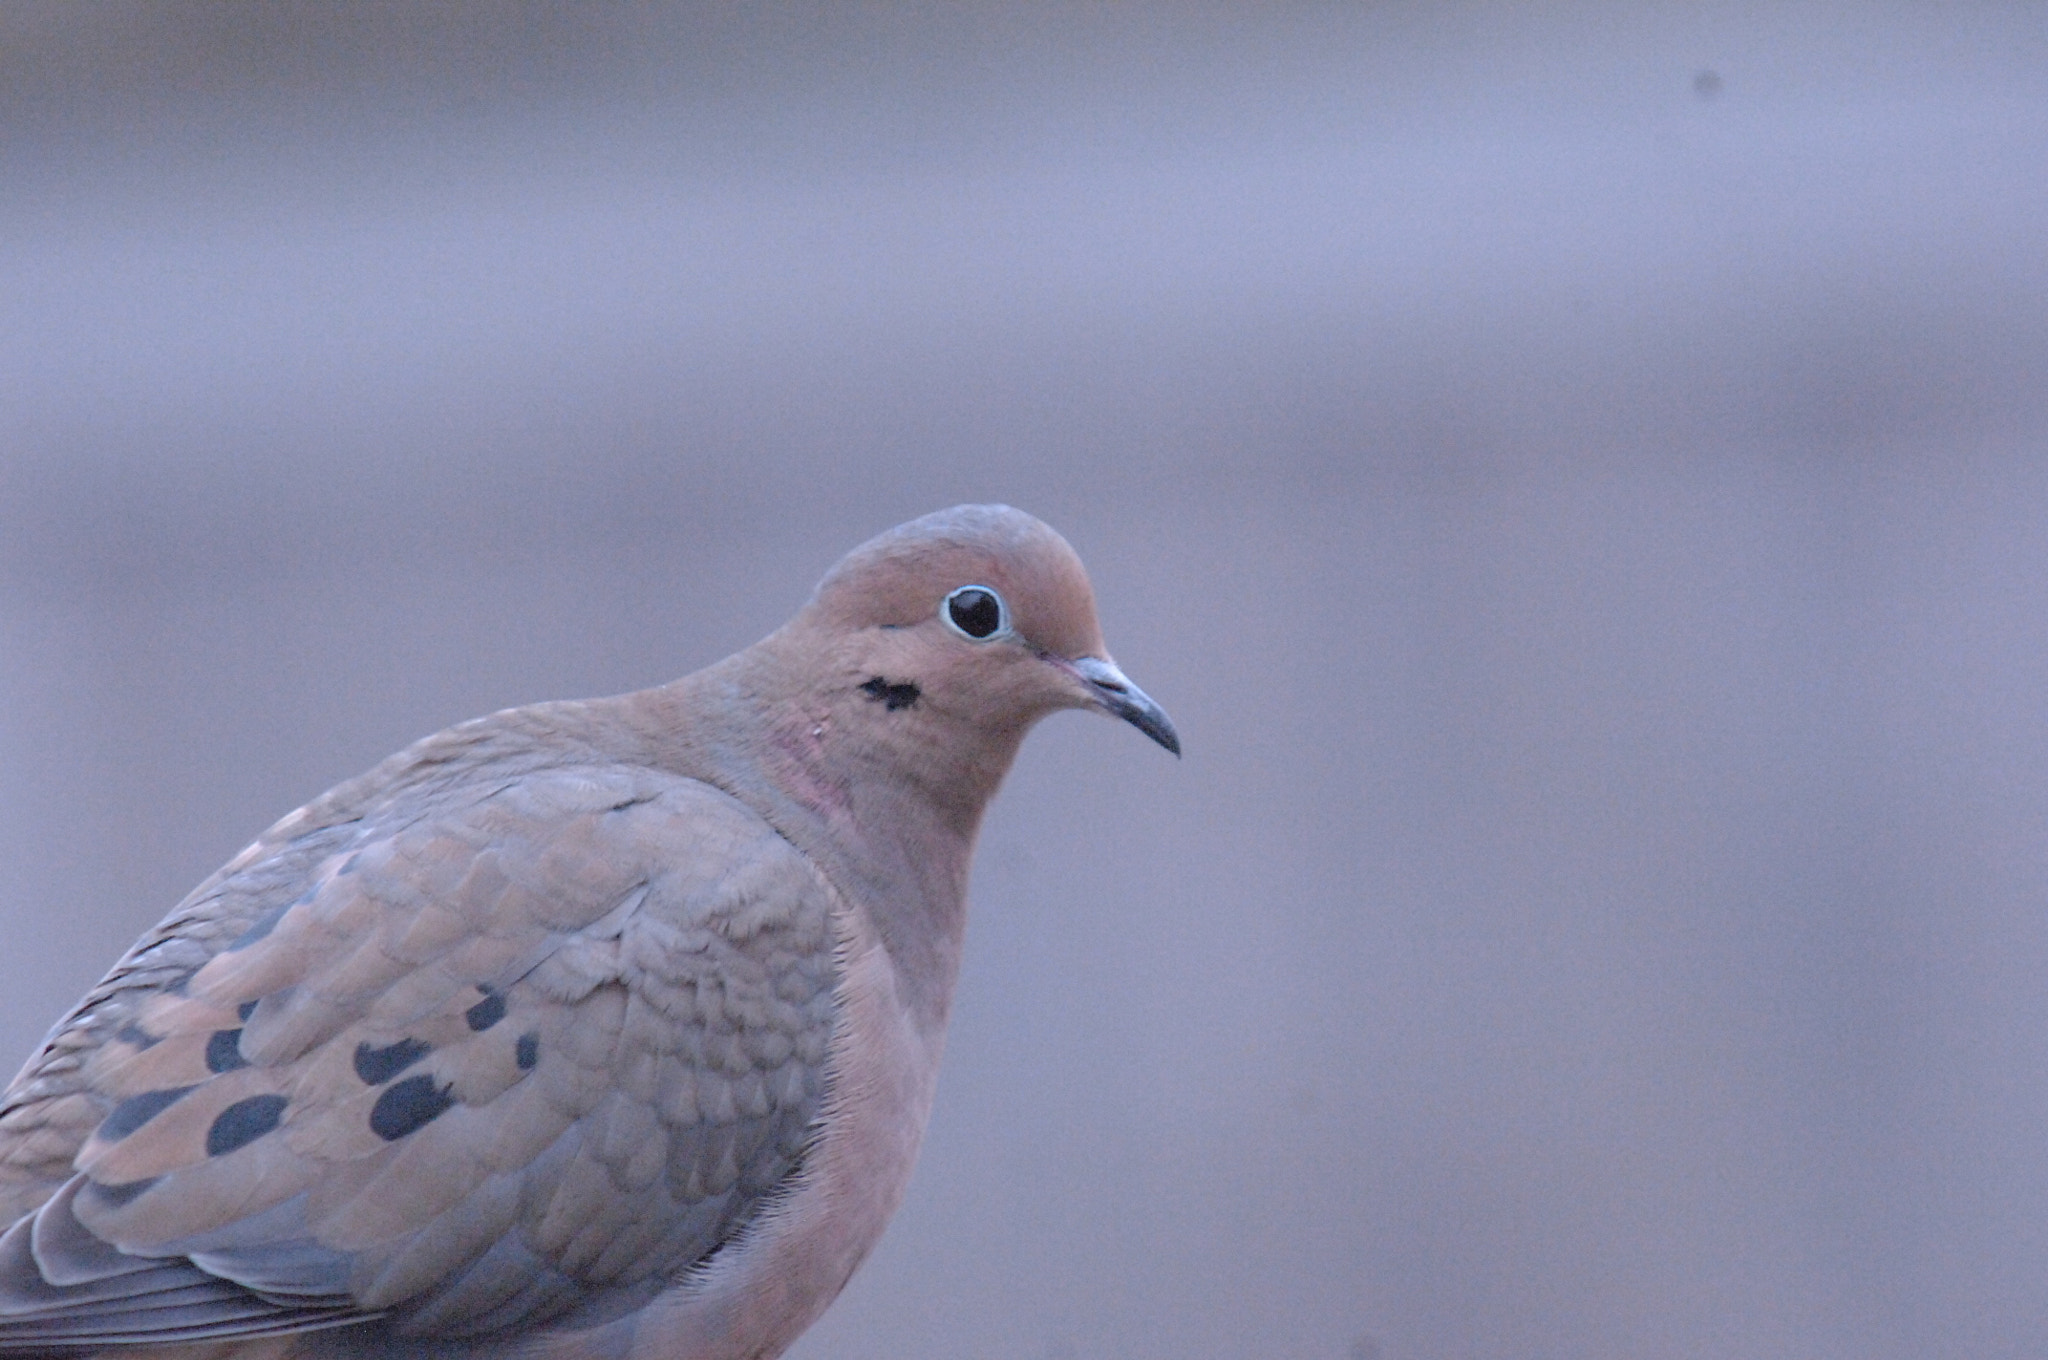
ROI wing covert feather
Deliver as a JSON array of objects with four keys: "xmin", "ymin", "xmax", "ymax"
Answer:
[{"xmin": 0, "ymin": 762, "xmax": 841, "ymax": 1347}]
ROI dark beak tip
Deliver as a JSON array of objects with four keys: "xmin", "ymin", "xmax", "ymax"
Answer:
[
  {"xmin": 1124, "ymin": 704, "xmax": 1182, "ymax": 758},
  {"xmin": 1068, "ymin": 655, "xmax": 1180, "ymax": 759}
]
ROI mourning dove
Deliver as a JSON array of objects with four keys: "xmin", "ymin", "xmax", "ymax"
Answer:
[{"xmin": 0, "ymin": 505, "xmax": 1177, "ymax": 1359}]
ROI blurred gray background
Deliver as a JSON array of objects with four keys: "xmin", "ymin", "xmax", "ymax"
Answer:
[{"xmin": 4, "ymin": 4, "xmax": 2048, "ymax": 1357}]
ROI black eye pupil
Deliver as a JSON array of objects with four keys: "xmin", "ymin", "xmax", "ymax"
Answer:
[{"xmin": 948, "ymin": 588, "xmax": 1003, "ymax": 638}]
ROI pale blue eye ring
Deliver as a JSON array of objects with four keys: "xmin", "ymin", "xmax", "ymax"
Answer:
[{"xmin": 942, "ymin": 585, "xmax": 1009, "ymax": 640}]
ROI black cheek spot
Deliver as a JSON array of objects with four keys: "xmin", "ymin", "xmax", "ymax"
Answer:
[
  {"xmin": 237, "ymin": 999, "xmax": 259, "ymax": 1022},
  {"xmin": 464, "ymin": 989, "xmax": 507, "ymax": 1032},
  {"xmin": 99, "ymin": 1087, "xmax": 196, "ymax": 1141},
  {"xmin": 354, "ymin": 1037, "xmax": 433, "ymax": 1086},
  {"xmin": 515, "ymin": 1033, "xmax": 539, "ymax": 1070},
  {"xmin": 205, "ymin": 1095, "xmax": 287, "ymax": 1156},
  {"xmin": 370, "ymin": 1074, "xmax": 456, "ymax": 1141},
  {"xmin": 205, "ymin": 1029, "xmax": 250, "ymax": 1073},
  {"xmin": 859, "ymin": 676, "xmax": 922, "ymax": 711}
]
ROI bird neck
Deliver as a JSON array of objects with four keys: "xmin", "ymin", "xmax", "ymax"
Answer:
[{"xmin": 631, "ymin": 640, "xmax": 1020, "ymax": 1036}]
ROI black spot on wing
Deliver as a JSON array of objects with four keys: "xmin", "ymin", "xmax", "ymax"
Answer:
[
  {"xmin": 238, "ymin": 999, "xmax": 259, "ymax": 1022},
  {"xmin": 99, "ymin": 1087, "xmax": 196, "ymax": 1141},
  {"xmin": 515, "ymin": 1033, "xmax": 539, "ymax": 1070},
  {"xmin": 85, "ymin": 1177, "xmax": 157, "ymax": 1208},
  {"xmin": 206, "ymin": 1095, "xmax": 287, "ymax": 1156},
  {"xmin": 370, "ymin": 1074, "xmax": 455, "ymax": 1141},
  {"xmin": 225, "ymin": 902, "xmax": 290, "ymax": 951},
  {"xmin": 354, "ymin": 1038, "xmax": 432, "ymax": 1086},
  {"xmin": 205, "ymin": 1029, "xmax": 250, "ymax": 1073},
  {"xmin": 859, "ymin": 676, "xmax": 921, "ymax": 711},
  {"xmin": 114, "ymin": 1021, "xmax": 160, "ymax": 1051},
  {"xmin": 464, "ymin": 989, "xmax": 507, "ymax": 1032}
]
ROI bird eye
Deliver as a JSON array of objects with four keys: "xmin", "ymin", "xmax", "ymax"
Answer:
[{"xmin": 942, "ymin": 585, "xmax": 1009, "ymax": 640}]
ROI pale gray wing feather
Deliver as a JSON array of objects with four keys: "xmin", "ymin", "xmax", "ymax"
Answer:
[{"xmin": 0, "ymin": 755, "xmax": 840, "ymax": 1350}]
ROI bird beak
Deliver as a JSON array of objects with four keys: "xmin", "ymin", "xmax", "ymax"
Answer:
[{"xmin": 1069, "ymin": 656, "xmax": 1181, "ymax": 757}]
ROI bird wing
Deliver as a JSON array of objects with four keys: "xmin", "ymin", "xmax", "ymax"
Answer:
[{"xmin": 0, "ymin": 762, "xmax": 841, "ymax": 1349}]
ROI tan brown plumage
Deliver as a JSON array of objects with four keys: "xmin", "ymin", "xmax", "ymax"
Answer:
[{"xmin": 0, "ymin": 506, "xmax": 1177, "ymax": 1359}]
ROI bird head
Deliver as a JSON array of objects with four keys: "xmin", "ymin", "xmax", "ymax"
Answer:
[{"xmin": 800, "ymin": 504, "xmax": 1180, "ymax": 760}]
